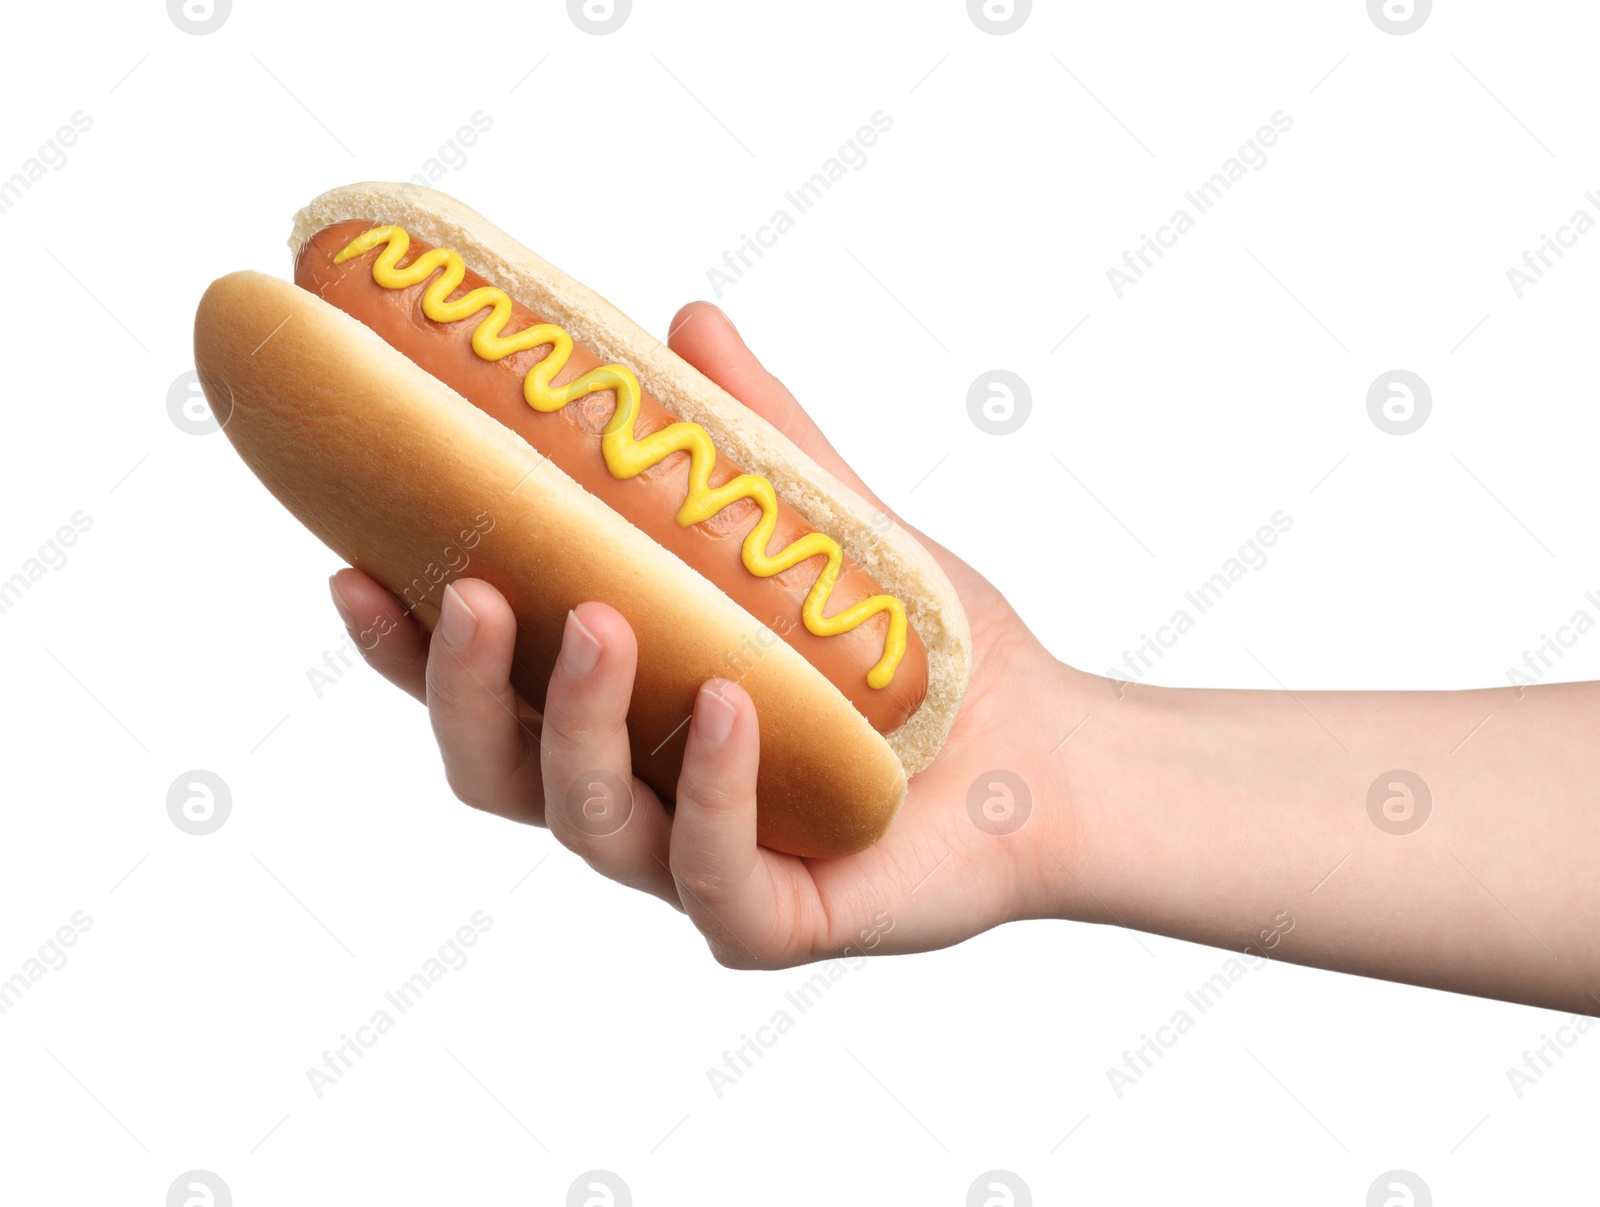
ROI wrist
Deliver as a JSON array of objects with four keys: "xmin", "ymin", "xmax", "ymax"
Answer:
[{"xmin": 1010, "ymin": 660, "xmax": 1131, "ymax": 925}]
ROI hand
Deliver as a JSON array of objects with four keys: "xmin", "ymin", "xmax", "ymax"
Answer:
[{"xmin": 327, "ymin": 302, "xmax": 1090, "ymax": 967}]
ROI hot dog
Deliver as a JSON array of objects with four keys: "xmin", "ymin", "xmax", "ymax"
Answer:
[
  {"xmin": 294, "ymin": 219, "xmax": 928, "ymax": 734},
  {"xmin": 193, "ymin": 182, "xmax": 971, "ymax": 857}
]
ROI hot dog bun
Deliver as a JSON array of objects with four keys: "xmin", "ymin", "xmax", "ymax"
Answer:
[
  {"xmin": 294, "ymin": 218, "xmax": 932, "ymax": 736},
  {"xmin": 193, "ymin": 182, "xmax": 971, "ymax": 858}
]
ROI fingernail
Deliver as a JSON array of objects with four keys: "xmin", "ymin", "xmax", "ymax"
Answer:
[
  {"xmin": 329, "ymin": 574, "xmax": 357, "ymax": 628},
  {"xmin": 439, "ymin": 583, "xmax": 478, "ymax": 648},
  {"xmin": 695, "ymin": 684, "xmax": 737, "ymax": 747},
  {"xmin": 560, "ymin": 609, "xmax": 602, "ymax": 676}
]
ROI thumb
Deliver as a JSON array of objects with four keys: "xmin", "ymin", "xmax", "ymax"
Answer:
[{"xmin": 667, "ymin": 301, "xmax": 889, "ymax": 515}]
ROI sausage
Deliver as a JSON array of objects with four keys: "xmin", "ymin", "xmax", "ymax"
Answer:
[{"xmin": 295, "ymin": 220, "xmax": 928, "ymax": 733}]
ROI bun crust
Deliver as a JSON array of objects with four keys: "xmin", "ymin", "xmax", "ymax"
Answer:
[{"xmin": 194, "ymin": 183, "xmax": 971, "ymax": 857}]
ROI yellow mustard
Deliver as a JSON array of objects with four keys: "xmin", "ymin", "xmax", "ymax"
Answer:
[{"xmin": 334, "ymin": 225, "xmax": 908, "ymax": 689}]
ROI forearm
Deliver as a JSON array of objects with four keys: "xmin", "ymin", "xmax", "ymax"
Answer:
[{"xmin": 1055, "ymin": 671, "xmax": 1600, "ymax": 1012}]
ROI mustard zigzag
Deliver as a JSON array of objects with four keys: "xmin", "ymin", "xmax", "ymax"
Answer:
[{"xmin": 334, "ymin": 225, "xmax": 907, "ymax": 689}]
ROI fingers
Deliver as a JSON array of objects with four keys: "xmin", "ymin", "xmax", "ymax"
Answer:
[
  {"xmin": 667, "ymin": 301, "xmax": 889, "ymax": 515},
  {"xmin": 667, "ymin": 680, "xmax": 785, "ymax": 967},
  {"xmin": 539, "ymin": 603, "xmax": 678, "ymax": 903},
  {"xmin": 424, "ymin": 579, "xmax": 546, "ymax": 826},
  {"xmin": 331, "ymin": 564, "xmax": 793, "ymax": 942},
  {"xmin": 329, "ymin": 568, "xmax": 429, "ymax": 702}
]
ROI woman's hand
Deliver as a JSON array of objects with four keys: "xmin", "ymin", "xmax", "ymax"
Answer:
[{"xmin": 327, "ymin": 301, "xmax": 1091, "ymax": 968}]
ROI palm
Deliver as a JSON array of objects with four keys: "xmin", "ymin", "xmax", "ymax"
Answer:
[
  {"xmin": 749, "ymin": 542, "xmax": 1066, "ymax": 961},
  {"xmin": 333, "ymin": 300, "xmax": 1070, "ymax": 970}
]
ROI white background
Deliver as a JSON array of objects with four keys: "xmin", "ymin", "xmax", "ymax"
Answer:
[{"xmin": 2, "ymin": 0, "xmax": 1596, "ymax": 1202}]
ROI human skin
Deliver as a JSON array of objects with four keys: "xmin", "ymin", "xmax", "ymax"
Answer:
[{"xmin": 327, "ymin": 301, "xmax": 1600, "ymax": 1015}]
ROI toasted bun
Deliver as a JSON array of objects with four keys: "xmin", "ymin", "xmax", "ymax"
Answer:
[{"xmin": 195, "ymin": 182, "xmax": 970, "ymax": 857}]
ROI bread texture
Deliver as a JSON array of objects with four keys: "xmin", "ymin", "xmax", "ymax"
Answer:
[{"xmin": 194, "ymin": 182, "xmax": 970, "ymax": 857}]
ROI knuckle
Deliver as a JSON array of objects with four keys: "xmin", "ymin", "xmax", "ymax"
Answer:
[
  {"xmin": 539, "ymin": 774, "xmax": 586, "ymax": 840},
  {"xmin": 538, "ymin": 707, "xmax": 600, "ymax": 751},
  {"xmin": 677, "ymin": 771, "xmax": 744, "ymax": 817},
  {"xmin": 671, "ymin": 859, "xmax": 734, "ymax": 906},
  {"xmin": 545, "ymin": 813, "xmax": 595, "ymax": 857},
  {"xmin": 424, "ymin": 662, "xmax": 475, "ymax": 713},
  {"xmin": 702, "ymin": 929, "xmax": 787, "ymax": 971},
  {"xmin": 543, "ymin": 788, "xmax": 589, "ymax": 841},
  {"xmin": 443, "ymin": 766, "xmax": 493, "ymax": 813},
  {"xmin": 707, "ymin": 940, "xmax": 760, "ymax": 970},
  {"xmin": 444, "ymin": 749, "xmax": 535, "ymax": 818}
]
